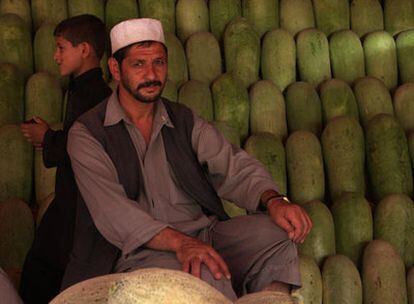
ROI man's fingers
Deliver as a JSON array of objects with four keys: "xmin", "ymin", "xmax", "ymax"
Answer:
[
  {"xmin": 275, "ymin": 216, "xmax": 295, "ymax": 240},
  {"xmin": 202, "ymin": 254, "xmax": 223, "ymax": 280},
  {"xmin": 207, "ymin": 250, "xmax": 231, "ymax": 280},
  {"xmin": 182, "ymin": 259, "xmax": 190, "ymax": 274},
  {"xmin": 190, "ymin": 257, "xmax": 202, "ymax": 278}
]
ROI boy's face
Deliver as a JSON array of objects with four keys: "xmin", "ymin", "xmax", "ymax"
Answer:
[{"xmin": 54, "ymin": 36, "xmax": 84, "ymax": 77}]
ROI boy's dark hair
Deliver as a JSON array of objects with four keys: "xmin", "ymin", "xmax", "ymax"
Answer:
[
  {"xmin": 54, "ymin": 14, "xmax": 108, "ymax": 59},
  {"xmin": 113, "ymin": 41, "xmax": 168, "ymax": 66}
]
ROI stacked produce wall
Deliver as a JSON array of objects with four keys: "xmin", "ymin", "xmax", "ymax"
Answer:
[{"xmin": 1, "ymin": 0, "xmax": 414, "ymax": 302}]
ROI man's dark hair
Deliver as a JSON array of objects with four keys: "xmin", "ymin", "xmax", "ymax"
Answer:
[
  {"xmin": 54, "ymin": 14, "xmax": 108, "ymax": 59},
  {"xmin": 112, "ymin": 41, "xmax": 168, "ymax": 66}
]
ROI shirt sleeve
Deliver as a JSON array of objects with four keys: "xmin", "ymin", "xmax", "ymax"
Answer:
[
  {"xmin": 67, "ymin": 121, "xmax": 170, "ymax": 255},
  {"xmin": 191, "ymin": 114, "xmax": 280, "ymax": 211},
  {"xmin": 42, "ymin": 128, "xmax": 69, "ymax": 168}
]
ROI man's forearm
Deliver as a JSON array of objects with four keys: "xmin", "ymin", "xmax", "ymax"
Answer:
[{"xmin": 144, "ymin": 227, "xmax": 193, "ymax": 253}]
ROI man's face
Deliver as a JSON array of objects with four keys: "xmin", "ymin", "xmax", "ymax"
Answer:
[{"xmin": 119, "ymin": 42, "xmax": 168, "ymax": 103}]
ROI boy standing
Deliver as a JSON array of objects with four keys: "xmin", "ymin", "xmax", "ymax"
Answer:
[{"xmin": 19, "ymin": 14, "xmax": 112, "ymax": 303}]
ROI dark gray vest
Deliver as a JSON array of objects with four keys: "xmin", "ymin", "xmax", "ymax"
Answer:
[{"xmin": 62, "ymin": 98, "xmax": 228, "ymax": 289}]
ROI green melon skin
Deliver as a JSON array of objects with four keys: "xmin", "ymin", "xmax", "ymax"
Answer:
[
  {"xmin": 350, "ymin": 0, "xmax": 384, "ymax": 38},
  {"xmin": 296, "ymin": 28, "xmax": 331, "ymax": 87},
  {"xmin": 0, "ymin": 63, "xmax": 24, "ymax": 127},
  {"xmin": 285, "ymin": 82, "xmax": 322, "ymax": 136},
  {"xmin": 374, "ymin": 193, "xmax": 414, "ymax": 268},
  {"xmin": 161, "ymin": 79, "xmax": 177, "ymax": 102},
  {"xmin": 312, "ymin": 0, "xmax": 350, "ymax": 36},
  {"xmin": 31, "ymin": 0, "xmax": 67, "ymax": 31},
  {"xmin": 408, "ymin": 267, "xmax": 414, "ymax": 304},
  {"xmin": 222, "ymin": 200, "xmax": 246, "ymax": 218},
  {"xmin": 319, "ymin": 78, "xmax": 359, "ymax": 125},
  {"xmin": 185, "ymin": 31, "xmax": 222, "ymax": 85},
  {"xmin": 384, "ymin": 0, "xmax": 414, "ymax": 36},
  {"xmin": 322, "ymin": 255, "xmax": 362, "ymax": 304},
  {"xmin": 363, "ymin": 30, "xmax": 398, "ymax": 91},
  {"xmin": 394, "ymin": 83, "xmax": 414, "ymax": 133},
  {"xmin": 291, "ymin": 255, "xmax": 323, "ymax": 304},
  {"xmin": 366, "ymin": 113, "xmax": 413, "ymax": 201},
  {"xmin": 68, "ymin": 0, "xmax": 105, "ymax": 21},
  {"xmin": 0, "ymin": 125, "xmax": 33, "ymax": 202},
  {"xmin": 211, "ymin": 121, "xmax": 241, "ymax": 149},
  {"xmin": 362, "ymin": 240, "xmax": 408, "ymax": 304},
  {"xmin": 249, "ymin": 80, "xmax": 287, "ymax": 140},
  {"xmin": 321, "ymin": 116, "xmax": 365, "ymax": 201},
  {"xmin": 396, "ymin": 29, "xmax": 414, "ymax": 83},
  {"xmin": 241, "ymin": 0, "xmax": 279, "ymax": 38},
  {"xmin": 331, "ymin": 192, "xmax": 373, "ymax": 267},
  {"xmin": 286, "ymin": 131, "xmax": 325, "ymax": 205},
  {"xmin": 353, "ymin": 76, "xmax": 394, "ymax": 127},
  {"xmin": 177, "ymin": 80, "xmax": 213, "ymax": 121},
  {"xmin": 0, "ymin": 14, "xmax": 33, "ymax": 80},
  {"xmin": 212, "ymin": 73, "xmax": 250, "ymax": 142},
  {"xmin": 164, "ymin": 33, "xmax": 188, "ymax": 87},
  {"xmin": 139, "ymin": 0, "xmax": 175, "ymax": 33},
  {"xmin": 261, "ymin": 28, "xmax": 296, "ymax": 92},
  {"xmin": 0, "ymin": 198, "xmax": 34, "ymax": 271},
  {"xmin": 243, "ymin": 132, "xmax": 287, "ymax": 194},
  {"xmin": 209, "ymin": 0, "xmax": 242, "ymax": 42},
  {"xmin": 329, "ymin": 30, "xmax": 365, "ymax": 84},
  {"xmin": 34, "ymin": 24, "xmax": 60, "ymax": 79},
  {"xmin": 224, "ymin": 17, "xmax": 260, "ymax": 88},
  {"xmin": 0, "ymin": 0, "xmax": 31, "ymax": 30},
  {"xmin": 297, "ymin": 201, "xmax": 335, "ymax": 266},
  {"xmin": 105, "ymin": 0, "xmax": 139, "ymax": 31},
  {"xmin": 25, "ymin": 72, "xmax": 63, "ymax": 124},
  {"xmin": 279, "ymin": 0, "xmax": 314, "ymax": 36},
  {"xmin": 176, "ymin": 0, "xmax": 209, "ymax": 43}
]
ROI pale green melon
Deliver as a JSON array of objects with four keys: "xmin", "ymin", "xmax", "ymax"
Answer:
[
  {"xmin": 241, "ymin": 0, "xmax": 279, "ymax": 38},
  {"xmin": 0, "ymin": 63, "xmax": 24, "ymax": 127},
  {"xmin": 279, "ymin": 0, "xmax": 314, "ymax": 36},
  {"xmin": 0, "ymin": 0, "xmax": 31, "ymax": 30},
  {"xmin": 291, "ymin": 255, "xmax": 322, "ymax": 304},
  {"xmin": 164, "ymin": 33, "xmax": 188, "ymax": 87},
  {"xmin": 350, "ymin": 0, "xmax": 384, "ymax": 38},
  {"xmin": 105, "ymin": 0, "xmax": 139, "ymax": 31},
  {"xmin": 178, "ymin": 80, "xmax": 213, "ymax": 121},
  {"xmin": 67, "ymin": 0, "xmax": 105, "ymax": 21},
  {"xmin": 31, "ymin": 0, "xmax": 67, "ymax": 31},
  {"xmin": 139, "ymin": 0, "xmax": 175, "ymax": 33},
  {"xmin": 176, "ymin": 0, "xmax": 209, "ymax": 43}
]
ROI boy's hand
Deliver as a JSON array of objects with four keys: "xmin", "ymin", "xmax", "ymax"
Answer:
[{"xmin": 20, "ymin": 116, "xmax": 50, "ymax": 149}]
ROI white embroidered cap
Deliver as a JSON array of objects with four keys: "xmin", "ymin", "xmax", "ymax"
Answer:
[{"xmin": 110, "ymin": 18, "xmax": 165, "ymax": 54}]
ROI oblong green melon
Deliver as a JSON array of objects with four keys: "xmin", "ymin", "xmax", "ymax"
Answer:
[
  {"xmin": 322, "ymin": 255, "xmax": 362, "ymax": 304},
  {"xmin": 139, "ymin": 0, "xmax": 175, "ymax": 33},
  {"xmin": 185, "ymin": 31, "xmax": 222, "ymax": 85},
  {"xmin": 291, "ymin": 255, "xmax": 322, "ymax": 304},
  {"xmin": 384, "ymin": 0, "xmax": 414, "ymax": 36},
  {"xmin": 286, "ymin": 131, "xmax": 325, "ymax": 204},
  {"xmin": 161, "ymin": 79, "xmax": 177, "ymax": 102},
  {"xmin": 393, "ymin": 83, "xmax": 414, "ymax": 133},
  {"xmin": 176, "ymin": 0, "xmax": 209, "ymax": 43},
  {"xmin": 224, "ymin": 17, "xmax": 260, "ymax": 88},
  {"xmin": 0, "ymin": 198, "xmax": 34, "ymax": 271},
  {"xmin": 164, "ymin": 33, "xmax": 188, "ymax": 87},
  {"xmin": 363, "ymin": 240, "xmax": 407, "ymax": 304},
  {"xmin": 396, "ymin": 29, "xmax": 414, "ymax": 83},
  {"xmin": 313, "ymin": 0, "xmax": 350, "ymax": 36},
  {"xmin": 25, "ymin": 72, "xmax": 63, "ymax": 124},
  {"xmin": 0, "ymin": 0, "xmax": 31, "ymax": 30},
  {"xmin": 374, "ymin": 193, "xmax": 414, "ymax": 268},
  {"xmin": 241, "ymin": 0, "xmax": 279, "ymax": 38},
  {"xmin": 331, "ymin": 192, "xmax": 373, "ymax": 267},
  {"xmin": 353, "ymin": 76, "xmax": 394, "ymax": 127},
  {"xmin": 296, "ymin": 28, "xmax": 331, "ymax": 87},
  {"xmin": 0, "ymin": 125, "xmax": 32, "ymax": 202},
  {"xmin": 298, "ymin": 201, "xmax": 335, "ymax": 266},
  {"xmin": 211, "ymin": 121, "xmax": 240, "ymax": 148},
  {"xmin": 366, "ymin": 113, "xmax": 413, "ymax": 201},
  {"xmin": 329, "ymin": 30, "xmax": 365, "ymax": 84},
  {"xmin": 178, "ymin": 80, "xmax": 213, "ymax": 121},
  {"xmin": 279, "ymin": 0, "xmax": 314, "ymax": 36},
  {"xmin": 285, "ymin": 81, "xmax": 322, "ymax": 136},
  {"xmin": 321, "ymin": 116, "xmax": 365, "ymax": 200},
  {"xmin": 0, "ymin": 63, "xmax": 24, "ymax": 127},
  {"xmin": 350, "ymin": 0, "xmax": 384, "ymax": 38},
  {"xmin": 319, "ymin": 78, "xmax": 359, "ymax": 125},
  {"xmin": 68, "ymin": 0, "xmax": 105, "ymax": 20},
  {"xmin": 249, "ymin": 80, "xmax": 287, "ymax": 140},
  {"xmin": 261, "ymin": 28, "xmax": 296, "ymax": 92},
  {"xmin": 212, "ymin": 73, "xmax": 250, "ymax": 142},
  {"xmin": 31, "ymin": 0, "xmax": 67, "ymax": 31},
  {"xmin": 363, "ymin": 30, "xmax": 398, "ymax": 91},
  {"xmin": 209, "ymin": 0, "xmax": 241, "ymax": 42},
  {"xmin": 0, "ymin": 13, "xmax": 33, "ymax": 79},
  {"xmin": 34, "ymin": 23, "xmax": 60, "ymax": 79},
  {"xmin": 243, "ymin": 132, "xmax": 287, "ymax": 194},
  {"xmin": 105, "ymin": 0, "xmax": 139, "ymax": 31}
]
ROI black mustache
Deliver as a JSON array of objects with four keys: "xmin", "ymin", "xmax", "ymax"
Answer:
[{"xmin": 137, "ymin": 81, "xmax": 162, "ymax": 90}]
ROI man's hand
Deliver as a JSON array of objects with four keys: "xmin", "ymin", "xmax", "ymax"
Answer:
[
  {"xmin": 20, "ymin": 116, "xmax": 49, "ymax": 149},
  {"xmin": 267, "ymin": 199, "xmax": 312, "ymax": 244}
]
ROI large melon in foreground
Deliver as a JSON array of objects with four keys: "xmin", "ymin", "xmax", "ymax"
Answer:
[{"xmin": 51, "ymin": 268, "xmax": 232, "ymax": 304}]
